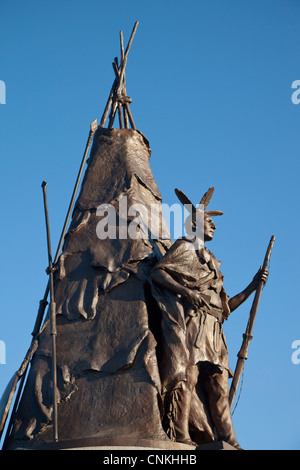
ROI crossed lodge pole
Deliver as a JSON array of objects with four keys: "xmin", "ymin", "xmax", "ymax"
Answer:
[
  {"xmin": 0, "ymin": 119, "xmax": 97, "ymax": 446},
  {"xmin": 41, "ymin": 181, "xmax": 58, "ymax": 442}
]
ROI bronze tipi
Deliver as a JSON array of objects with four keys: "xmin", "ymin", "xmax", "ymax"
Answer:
[{"xmin": 1, "ymin": 23, "xmax": 194, "ymax": 450}]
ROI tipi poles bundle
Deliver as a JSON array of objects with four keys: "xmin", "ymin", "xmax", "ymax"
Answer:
[{"xmin": 100, "ymin": 21, "xmax": 139, "ymax": 129}]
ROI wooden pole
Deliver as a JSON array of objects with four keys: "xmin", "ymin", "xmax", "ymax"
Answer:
[
  {"xmin": 41, "ymin": 181, "xmax": 58, "ymax": 442},
  {"xmin": 229, "ymin": 235, "xmax": 275, "ymax": 409},
  {"xmin": 0, "ymin": 120, "xmax": 97, "ymax": 446},
  {"xmin": 31, "ymin": 119, "xmax": 97, "ymax": 337},
  {"xmin": 119, "ymin": 31, "xmax": 129, "ymax": 129},
  {"xmin": 101, "ymin": 22, "xmax": 138, "ymax": 129},
  {"xmin": 125, "ymin": 102, "xmax": 136, "ymax": 129}
]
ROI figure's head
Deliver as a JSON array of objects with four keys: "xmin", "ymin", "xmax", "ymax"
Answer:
[
  {"xmin": 175, "ymin": 186, "xmax": 223, "ymax": 243},
  {"xmin": 204, "ymin": 214, "xmax": 217, "ymax": 241}
]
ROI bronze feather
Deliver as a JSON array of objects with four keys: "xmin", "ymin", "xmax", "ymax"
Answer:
[
  {"xmin": 174, "ymin": 188, "xmax": 196, "ymax": 213},
  {"xmin": 200, "ymin": 187, "xmax": 215, "ymax": 209},
  {"xmin": 205, "ymin": 210, "xmax": 223, "ymax": 216}
]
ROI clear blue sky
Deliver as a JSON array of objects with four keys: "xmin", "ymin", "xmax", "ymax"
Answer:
[{"xmin": 1, "ymin": 0, "xmax": 300, "ymax": 450}]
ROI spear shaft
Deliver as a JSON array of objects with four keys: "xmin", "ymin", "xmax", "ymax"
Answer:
[
  {"xmin": 229, "ymin": 235, "xmax": 275, "ymax": 409},
  {"xmin": 0, "ymin": 120, "xmax": 97, "ymax": 446},
  {"xmin": 41, "ymin": 181, "xmax": 58, "ymax": 442},
  {"xmin": 31, "ymin": 119, "xmax": 97, "ymax": 337}
]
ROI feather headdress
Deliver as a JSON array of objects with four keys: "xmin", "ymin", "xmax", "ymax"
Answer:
[{"xmin": 175, "ymin": 187, "xmax": 223, "ymax": 218}]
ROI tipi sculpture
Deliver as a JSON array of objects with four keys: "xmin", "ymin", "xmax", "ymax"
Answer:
[{"xmin": 2, "ymin": 22, "xmax": 191, "ymax": 450}]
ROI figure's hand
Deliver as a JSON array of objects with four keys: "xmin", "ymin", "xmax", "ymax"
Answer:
[
  {"xmin": 253, "ymin": 266, "xmax": 269, "ymax": 288},
  {"xmin": 184, "ymin": 289, "xmax": 210, "ymax": 309}
]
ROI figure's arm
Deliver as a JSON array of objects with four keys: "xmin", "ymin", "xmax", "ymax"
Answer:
[
  {"xmin": 151, "ymin": 268, "xmax": 209, "ymax": 309},
  {"xmin": 228, "ymin": 267, "xmax": 268, "ymax": 312}
]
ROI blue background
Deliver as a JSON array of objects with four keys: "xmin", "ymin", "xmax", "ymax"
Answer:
[{"xmin": 1, "ymin": 0, "xmax": 299, "ymax": 450}]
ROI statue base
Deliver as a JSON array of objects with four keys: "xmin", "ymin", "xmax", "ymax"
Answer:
[
  {"xmin": 196, "ymin": 440, "xmax": 238, "ymax": 450},
  {"xmin": 12, "ymin": 438, "xmax": 238, "ymax": 451},
  {"xmin": 13, "ymin": 437, "xmax": 196, "ymax": 451}
]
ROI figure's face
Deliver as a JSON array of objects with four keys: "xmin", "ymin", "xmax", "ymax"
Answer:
[{"xmin": 204, "ymin": 215, "xmax": 216, "ymax": 241}]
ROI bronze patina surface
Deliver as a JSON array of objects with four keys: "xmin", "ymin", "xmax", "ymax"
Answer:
[
  {"xmin": 2, "ymin": 24, "xmax": 273, "ymax": 451},
  {"xmin": 150, "ymin": 188, "xmax": 269, "ymax": 449}
]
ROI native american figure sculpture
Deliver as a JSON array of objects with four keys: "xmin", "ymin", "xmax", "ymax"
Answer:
[{"xmin": 150, "ymin": 188, "xmax": 269, "ymax": 449}]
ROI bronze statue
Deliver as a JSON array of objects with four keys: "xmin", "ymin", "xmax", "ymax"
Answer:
[
  {"xmin": 1, "ymin": 23, "xmax": 274, "ymax": 451},
  {"xmin": 150, "ymin": 187, "xmax": 268, "ymax": 449}
]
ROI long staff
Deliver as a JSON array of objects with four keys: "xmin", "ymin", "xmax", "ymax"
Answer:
[
  {"xmin": 0, "ymin": 119, "xmax": 97, "ymax": 445},
  {"xmin": 229, "ymin": 235, "xmax": 275, "ymax": 409},
  {"xmin": 41, "ymin": 181, "xmax": 58, "ymax": 442},
  {"xmin": 31, "ymin": 119, "xmax": 97, "ymax": 337}
]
